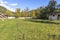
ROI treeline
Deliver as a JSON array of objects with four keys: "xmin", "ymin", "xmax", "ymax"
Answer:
[
  {"xmin": 5, "ymin": 8, "xmax": 37, "ymax": 18},
  {"xmin": 0, "ymin": 0, "xmax": 60, "ymax": 19},
  {"xmin": 14, "ymin": 0, "xmax": 60, "ymax": 19}
]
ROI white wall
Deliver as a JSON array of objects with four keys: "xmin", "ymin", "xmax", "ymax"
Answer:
[
  {"xmin": 8, "ymin": 17, "xmax": 15, "ymax": 19},
  {"xmin": 8, "ymin": 17, "xmax": 32, "ymax": 19},
  {"xmin": 18, "ymin": 17, "xmax": 32, "ymax": 19},
  {"xmin": 49, "ymin": 15, "xmax": 58, "ymax": 20}
]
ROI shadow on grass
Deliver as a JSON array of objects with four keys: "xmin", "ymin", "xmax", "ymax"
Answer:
[{"xmin": 25, "ymin": 19, "xmax": 60, "ymax": 25}]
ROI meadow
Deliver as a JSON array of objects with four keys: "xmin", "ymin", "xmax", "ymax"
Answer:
[{"xmin": 0, "ymin": 19, "xmax": 60, "ymax": 40}]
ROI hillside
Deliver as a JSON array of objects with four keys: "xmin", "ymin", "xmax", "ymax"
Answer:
[
  {"xmin": 0, "ymin": 6, "xmax": 7, "ymax": 13},
  {"xmin": 0, "ymin": 6, "xmax": 14, "ymax": 16}
]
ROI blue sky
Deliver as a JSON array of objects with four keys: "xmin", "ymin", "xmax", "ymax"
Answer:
[{"xmin": 0, "ymin": 0, "xmax": 60, "ymax": 12}]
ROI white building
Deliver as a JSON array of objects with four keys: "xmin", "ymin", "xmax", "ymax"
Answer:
[{"xmin": 49, "ymin": 12, "xmax": 60, "ymax": 20}]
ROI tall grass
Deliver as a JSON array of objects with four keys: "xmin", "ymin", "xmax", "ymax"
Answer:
[{"xmin": 0, "ymin": 19, "xmax": 60, "ymax": 40}]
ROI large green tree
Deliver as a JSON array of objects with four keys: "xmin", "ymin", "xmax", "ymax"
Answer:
[
  {"xmin": 47, "ymin": 0, "xmax": 57, "ymax": 13},
  {"xmin": 36, "ymin": 0, "xmax": 57, "ymax": 19}
]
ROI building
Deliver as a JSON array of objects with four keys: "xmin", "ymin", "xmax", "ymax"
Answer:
[{"xmin": 49, "ymin": 12, "xmax": 60, "ymax": 20}]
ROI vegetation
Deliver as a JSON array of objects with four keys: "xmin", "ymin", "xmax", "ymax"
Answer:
[
  {"xmin": 24, "ymin": 10, "xmax": 28, "ymax": 17},
  {"xmin": 0, "ymin": 6, "xmax": 7, "ymax": 13},
  {"xmin": 23, "ymin": 8, "xmax": 29, "ymax": 17},
  {"xmin": 35, "ymin": 0, "xmax": 58, "ymax": 19},
  {"xmin": 0, "ymin": 6, "xmax": 14, "ymax": 17},
  {"xmin": 0, "ymin": 0, "xmax": 60, "ymax": 19},
  {"xmin": 15, "ymin": 8, "xmax": 21, "ymax": 18},
  {"xmin": 0, "ymin": 19, "xmax": 60, "ymax": 40},
  {"xmin": 47, "ymin": 0, "xmax": 57, "ymax": 13},
  {"xmin": 27, "ymin": 0, "xmax": 60, "ymax": 19},
  {"xmin": 5, "ymin": 10, "xmax": 14, "ymax": 17},
  {"xmin": 31, "ymin": 10, "xmax": 36, "ymax": 18},
  {"xmin": 0, "ymin": 0, "xmax": 60, "ymax": 40}
]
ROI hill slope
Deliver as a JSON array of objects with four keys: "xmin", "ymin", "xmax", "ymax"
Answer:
[
  {"xmin": 0, "ymin": 6, "xmax": 7, "ymax": 13},
  {"xmin": 0, "ymin": 6, "xmax": 14, "ymax": 16}
]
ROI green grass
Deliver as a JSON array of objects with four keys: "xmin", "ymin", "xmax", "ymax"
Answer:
[{"xmin": 0, "ymin": 19, "xmax": 60, "ymax": 40}]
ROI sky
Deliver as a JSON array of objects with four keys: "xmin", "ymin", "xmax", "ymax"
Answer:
[{"xmin": 0, "ymin": 0, "xmax": 60, "ymax": 12}]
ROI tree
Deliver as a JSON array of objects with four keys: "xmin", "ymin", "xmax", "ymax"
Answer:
[
  {"xmin": 20, "ymin": 10, "xmax": 24, "ymax": 17},
  {"xmin": 36, "ymin": 0, "xmax": 57, "ymax": 19},
  {"xmin": 47, "ymin": 0, "xmax": 57, "ymax": 13},
  {"xmin": 24, "ymin": 8, "xmax": 29, "ymax": 17},
  {"xmin": 31, "ymin": 10, "xmax": 36, "ymax": 18},
  {"xmin": 39, "ymin": 7, "xmax": 49, "ymax": 19},
  {"xmin": 0, "ymin": 6, "xmax": 7, "ymax": 13},
  {"xmin": 5, "ymin": 10, "xmax": 13, "ymax": 17},
  {"xmin": 24, "ymin": 11, "xmax": 28, "ymax": 17},
  {"xmin": 36, "ymin": 7, "xmax": 45, "ymax": 19},
  {"xmin": 15, "ymin": 8, "xmax": 21, "ymax": 18}
]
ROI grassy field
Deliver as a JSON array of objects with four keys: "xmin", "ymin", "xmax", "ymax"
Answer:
[{"xmin": 0, "ymin": 19, "xmax": 60, "ymax": 40}]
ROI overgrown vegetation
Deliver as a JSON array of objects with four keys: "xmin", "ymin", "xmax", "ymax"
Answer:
[
  {"xmin": 0, "ymin": 0, "xmax": 60, "ymax": 19},
  {"xmin": 0, "ymin": 19, "xmax": 60, "ymax": 40},
  {"xmin": 0, "ymin": 6, "xmax": 7, "ymax": 13}
]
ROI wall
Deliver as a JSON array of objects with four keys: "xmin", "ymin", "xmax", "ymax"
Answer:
[
  {"xmin": 8, "ymin": 17, "xmax": 15, "ymax": 19},
  {"xmin": 49, "ymin": 15, "xmax": 58, "ymax": 20}
]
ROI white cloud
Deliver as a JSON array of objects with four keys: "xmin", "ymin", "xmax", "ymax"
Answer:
[
  {"xmin": 4, "ymin": 1, "xmax": 8, "ymax": 4},
  {"xmin": 0, "ymin": 0, "xmax": 8, "ymax": 4},
  {"xmin": 10, "ymin": 3, "xmax": 18, "ymax": 6},
  {"xmin": 0, "ymin": 0, "xmax": 16, "ymax": 12}
]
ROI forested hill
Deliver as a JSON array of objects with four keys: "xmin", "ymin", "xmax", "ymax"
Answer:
[
  {"xmin": 0, "ymin": 6, "xmax": 15, "ymax": 17},
  {"xmin": 0, "ymin": 6, "xmax": 14, "ymax": 13},
  {"xmin": 0, "ymin": 6, "xmax": 7, "ymax": 13}
]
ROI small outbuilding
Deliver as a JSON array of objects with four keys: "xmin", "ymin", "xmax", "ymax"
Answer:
[{"xmin": 49, "ymin": 12, "xmax": 60, "ymax": 20}]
